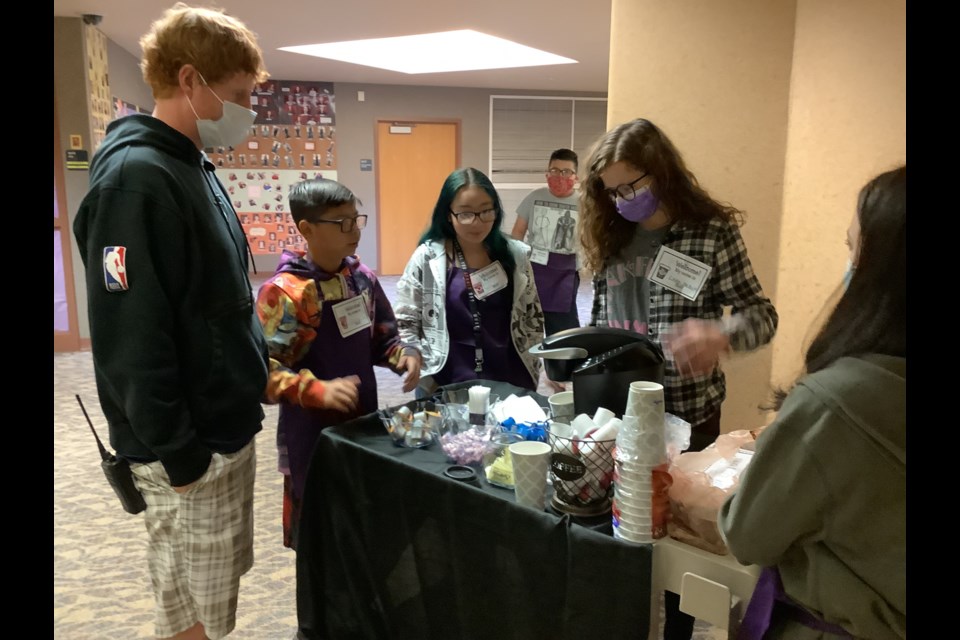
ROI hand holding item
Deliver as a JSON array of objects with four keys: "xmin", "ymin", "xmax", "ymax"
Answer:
[
  {"xmin": 323, "ymin": 375, "xmax": 361, "ymax": 412},
  {"xmin": 398, "ymin": 352, "xmax": 422, "ymax": 393},
  {"xmin": 665, "ymin": 318, "xmax": 730, "ymax": 378}
]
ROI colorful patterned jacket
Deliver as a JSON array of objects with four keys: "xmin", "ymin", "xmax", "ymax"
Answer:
[
  {"xmin": 257, "ymin": 250, "xmax": 415, "ymax": 409},
  {"xmin": 394, "ymin": 238, "xmax": 544, "ymax": 392}
]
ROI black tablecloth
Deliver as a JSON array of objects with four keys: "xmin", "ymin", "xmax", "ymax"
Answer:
[{"xmin": 296, "ymin": 380, "xmax": 653, "ymax": 639}]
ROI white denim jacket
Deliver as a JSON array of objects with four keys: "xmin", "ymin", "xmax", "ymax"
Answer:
[{"xmin": 394, "ymin": 238, "xmax": 544, "ymax": 392}]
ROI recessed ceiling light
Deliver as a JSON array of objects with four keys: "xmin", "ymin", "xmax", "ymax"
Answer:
[{"xmin": 279, "ymin": 29, "xmax": 577, "ymax": 74}]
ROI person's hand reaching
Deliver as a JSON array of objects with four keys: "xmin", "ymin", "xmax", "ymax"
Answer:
[
  {"xmin": 398, "ymin": 352, "xmax": 422, "ymax": 393},
  {"xmin": 664, "ymin": 318, "xmax": 730, "ymax": 378},
  {"xmin": 322, "ymin": 376, "xmax": 361, "ymax": 412}
]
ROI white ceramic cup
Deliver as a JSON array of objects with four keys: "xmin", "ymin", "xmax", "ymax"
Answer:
[{"xmin": 509, "ymin": 440, "xmax": 553, "ymax": 511}]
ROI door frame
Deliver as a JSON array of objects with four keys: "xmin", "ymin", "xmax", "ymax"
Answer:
[
  {"xmin": 373, "ymin": 118, "xmax": 461, "ymax": 274},
  {"xmin": 54, "ymin": 95, "xmax": 81, "ymax": 352}
]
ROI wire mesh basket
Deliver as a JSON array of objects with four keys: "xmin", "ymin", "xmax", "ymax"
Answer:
[{"xmin": 548, "ymin": 429, "xmax": 616, "ymax": 516}]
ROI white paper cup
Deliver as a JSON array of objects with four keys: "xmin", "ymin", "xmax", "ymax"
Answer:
[
  {"xmin": 613, "ymin": 524, "xmax": 653, "ymax": 544},
  {"xmin": 593, "ymin": 407, "xmax": 615, "ymax": 428},
  {"xmin": 616, "ymin": 465, "xmax": 655, "ymax": 486},
  {"xmin": 548, "ymin": 391, "xmax": 575, "ymax": 422},
  {"xmin": 570, "ymin": 414, "xmax": 596, "ymax": 437},
  {"xmin": 614, "ymin": 493, "xmax": 651, "ymax": 510},
  {"xmin": 617, "ymin": 519, "xmax": 654, "ymax": 539},
  {"xmin": 624, "ymin": 381, "xmax": 665, "ymax": 424},
  {"xmin": 510, "ymin": 440, "xmax": 553, "ymax": 511},
  {"xmin": 615, "ymin": 501, "xmax": 653, "ymax": 520},
  {"xmin": 549, "ymin": 422, "xmax": 573, "ymax": 439}
]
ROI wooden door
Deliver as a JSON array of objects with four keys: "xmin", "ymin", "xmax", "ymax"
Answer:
[{"xmin": 376, "ymin": 121, "xmax": 459, "ymax": 275}]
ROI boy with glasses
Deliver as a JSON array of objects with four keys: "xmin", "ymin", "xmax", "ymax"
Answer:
[
  {"xmin": 511, "ymin": 148, "xmax": 582, "ymax": 390},
  {"xmin": 255, "ymin": 178, "xmax": 420, "ymax": 549}
]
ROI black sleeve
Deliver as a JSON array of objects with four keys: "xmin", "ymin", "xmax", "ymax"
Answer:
[{"xmin": 75, "ymin": 183, "xmax": 211, "ymax": 486}]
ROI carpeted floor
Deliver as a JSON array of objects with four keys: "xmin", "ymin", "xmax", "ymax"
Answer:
[{"xmin": 53, "ymin": 274, "xmax": 723, "ymax": 639}]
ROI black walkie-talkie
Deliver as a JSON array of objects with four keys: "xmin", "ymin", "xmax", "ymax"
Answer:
[{"xmin": 76, "ymin": 395, "xmax": 147, "ymax": 515}]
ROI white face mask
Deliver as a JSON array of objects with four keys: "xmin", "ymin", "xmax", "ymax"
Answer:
[{"xmin": 187, "ymin": 73, "xmax": 256, "ymax": 149}]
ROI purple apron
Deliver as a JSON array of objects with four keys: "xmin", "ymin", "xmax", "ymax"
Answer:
[
  {"xmin": 532, "ymin": 253, "xmax": 577, "ymax": 313},
  {"xmin": 433, "ymin": 265, "xmax": 534, "ymax": 391},
  {"xmin": 279, "ymin": 293, "xmax": 377, "ymax": 501},
  {"xmin": 739, "ymin": 567, "xmax": 853, "ymax": 639}
]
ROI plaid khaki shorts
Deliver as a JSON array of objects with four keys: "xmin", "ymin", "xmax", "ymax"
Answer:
[{"xmin": 130, "ymin": 440, "xmax": 256, "ymax": 639}]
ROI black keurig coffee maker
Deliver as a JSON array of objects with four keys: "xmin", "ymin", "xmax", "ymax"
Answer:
[{"xmin": 529, "ymin": 327, "xmax": 665, "ymax": 418}]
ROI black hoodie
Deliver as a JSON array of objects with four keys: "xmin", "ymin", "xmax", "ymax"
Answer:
[{"xmin": 73, "ymin": 114, "xmax": 268, "ymax": 486}]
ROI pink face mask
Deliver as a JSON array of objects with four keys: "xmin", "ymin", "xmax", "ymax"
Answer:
[{"xmin": 547, "ymin": 174, "xmax": 576, "ymax": 198}]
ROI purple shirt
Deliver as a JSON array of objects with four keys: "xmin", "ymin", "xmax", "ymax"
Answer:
[{"xmin": 433, "ymin": 265, "xmax": 535, "ymax": 391}]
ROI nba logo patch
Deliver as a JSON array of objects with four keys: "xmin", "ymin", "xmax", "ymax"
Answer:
[{"xmin": 102, "ymin": 246, "xmax": 129, "ymax": 292}]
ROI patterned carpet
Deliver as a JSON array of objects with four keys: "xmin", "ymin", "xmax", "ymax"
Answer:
[{"xmin": 53, "ymin": 274, "xmax": 723, "ymax": 639}]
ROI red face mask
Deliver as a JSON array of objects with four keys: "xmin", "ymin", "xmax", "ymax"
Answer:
[{"xmin": 547, "ymin": 174, "xmax": 576, "ymax": 198}]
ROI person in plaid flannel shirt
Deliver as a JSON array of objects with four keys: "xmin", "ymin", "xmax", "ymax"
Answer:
[{"xmin": 577, "ymin": 118, "xmax": 778, "ymax": 639}]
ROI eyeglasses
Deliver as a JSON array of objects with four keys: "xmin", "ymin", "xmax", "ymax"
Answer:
[
  {"xmin": 311, "ymin": 214, "xmax": 368, "ymax": 232},
  {"xmin": 450, "ymin": 208, "xmax": 497, "ymax": 224},
  {"xmin": 604, "ymin": 173, "xmax": 650, "ymax": 202},
  {"xmin": 547, "ymin": 168, "xmax": 576, "ymax": 178}
]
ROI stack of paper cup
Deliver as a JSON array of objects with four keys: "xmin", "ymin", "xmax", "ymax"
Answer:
[{"xmin": 612, "ymin": 381, "xmax": 668, "ymax": 543}]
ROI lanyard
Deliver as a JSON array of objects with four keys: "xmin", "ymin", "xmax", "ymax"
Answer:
[{"xmin": 452, "ymin": 238, "xmax": 484, "ymax": 374}]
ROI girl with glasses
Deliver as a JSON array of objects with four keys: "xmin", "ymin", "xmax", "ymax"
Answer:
[
  {"xmin": 579, "ymin": 119, "xmax": 779, "ymax": 639},
  {"xmin": 395, "ymin": 167, "xmax": 545, "ymax": 397}
]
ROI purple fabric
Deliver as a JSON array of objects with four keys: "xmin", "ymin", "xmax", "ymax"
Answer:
[
  {"xmin": 280, "ymin": 297, "xmax": 377, "ymax": 500},
  {"xmin": 532, "ymin": 253, "xmax": 577, "ymax": 313},
  {"xmin": 433, "ymin": 265, "xmax": 534, "ymax": 391},
  {"xmin": 739, "ymin": 567, "xmax": 853, "ymax": 639}
]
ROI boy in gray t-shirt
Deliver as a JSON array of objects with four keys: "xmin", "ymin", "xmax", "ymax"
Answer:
[{"xmin": 511, "ymin": 149, "xmax": 581, "ymax": 391}]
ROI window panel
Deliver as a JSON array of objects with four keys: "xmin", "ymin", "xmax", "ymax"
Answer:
[{"xmin": 491, "ymin": 97, "xmax": 607, "ymax": 183}]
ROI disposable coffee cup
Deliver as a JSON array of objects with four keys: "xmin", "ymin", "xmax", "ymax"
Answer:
[
  {"xmin": 548, "ymin": 391, "xmax": 575, "ymax": 422},
  {"xmin": 510, "ymin": 440, "xmax": 552, "ymax": 510}
]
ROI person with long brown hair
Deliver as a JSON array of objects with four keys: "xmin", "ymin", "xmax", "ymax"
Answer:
[
  {"xmin": 580, "ymin": 118, "xmax": 777, "ymax": 447},
  {"xmin": 578, "ymin": 118, "xmax": 778, "ymax": 638},
  {"xmin": 718, "ymin": 166, "xmax": 906, "ymax": 638}
]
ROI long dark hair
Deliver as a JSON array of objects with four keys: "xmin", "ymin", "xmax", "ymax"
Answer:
[
  {"xmin": 419, "ymin": 167, "xmax": 516, "ymax": 274},
  {"xmin": 770, "ymin": 165, "xmax": 906, "ymax": 409},
  {"xmin": 578, "ymin": 118, "xmax": 743, "ymax": 273}
]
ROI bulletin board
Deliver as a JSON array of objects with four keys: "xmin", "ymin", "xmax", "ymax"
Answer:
[
  {"xmin": 206, "ymin": 80, "xmax": 338, "ymax": 255},
  {"xmin": 85, "ymin": 25, "xmax": 111, "ymax": 152}
]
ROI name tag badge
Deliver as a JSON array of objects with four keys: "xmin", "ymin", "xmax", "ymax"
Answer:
[
  {"xmin": 470, "ymin": 261, "xmax": 509, "ymax": 300},
  {"xmin": 331, "ymin": 296, "xmax": 372, "ymax": 338},
  {"xmin": 648, "ymin": 246, "xmax": 712, "ymax": 301},
  {"xmin": 530, "ymin": 247, "xmax": 549, "ymax": 265}
]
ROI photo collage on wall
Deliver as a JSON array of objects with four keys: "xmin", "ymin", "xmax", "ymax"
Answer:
[
  {"xmin": 206, "ymin": 80, "xmax": 337, "ymax": 255},
  {"xmin": 85, "ymin": 25, "xmax": 111, "ymax": 152}
]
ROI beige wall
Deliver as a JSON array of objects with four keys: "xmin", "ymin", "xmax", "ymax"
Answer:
[
  {"xmin": 608, "ymin": 0, "xmax": 797, "ymax": 432},
  {"xmin": 774, "ymin": 0, "xmax": 906, "ymax": 386}
]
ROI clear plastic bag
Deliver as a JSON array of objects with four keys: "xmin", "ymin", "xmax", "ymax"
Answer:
[{"xmin": 666, "ymin": 427, "xmax": 766, "ymax": 555}]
